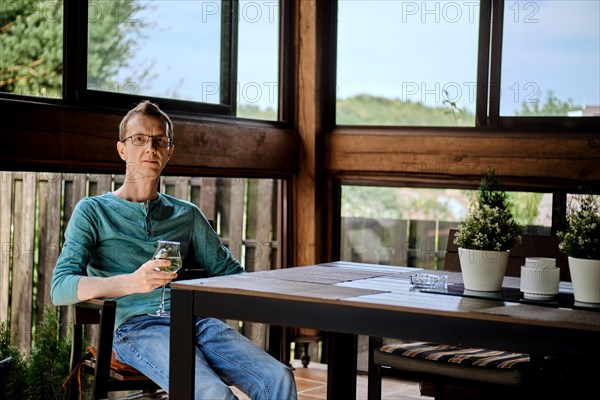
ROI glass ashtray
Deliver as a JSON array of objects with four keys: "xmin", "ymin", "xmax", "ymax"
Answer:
[{"xmin": 409, "ymin": 273, "xmax": 448, "ymax": 289}]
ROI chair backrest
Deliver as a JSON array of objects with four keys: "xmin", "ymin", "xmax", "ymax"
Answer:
[
  {"xmin": 444, "ymin": 229, "xmax": 570, "ymax": 281},
  {"xmin": 68, "ymin": 299, "xmax": 158, "ymax": 400}
]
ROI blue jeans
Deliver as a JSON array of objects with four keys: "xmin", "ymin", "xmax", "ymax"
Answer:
[{"xmin": 113, "ymin": 315, "xmax": 297, "ymax": 400}]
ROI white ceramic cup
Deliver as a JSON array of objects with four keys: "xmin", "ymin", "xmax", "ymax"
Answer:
[
  {"xmin": 524, "ymin": 257, "xmax": 556, "ymax": 269},
  {"xmin": 520, "ymin": 265, "xmax": 560, "ymax": 300}
]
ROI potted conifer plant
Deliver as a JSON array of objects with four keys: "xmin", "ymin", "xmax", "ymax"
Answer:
[
  {"xmin": 558, "ymin": 193, "xmax": 600, "ymax": 304},
  {"xmin": 453, "ymin": 169, "xmax": 522, "ymax": 291}
]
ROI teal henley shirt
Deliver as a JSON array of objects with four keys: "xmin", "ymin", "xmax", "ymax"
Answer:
[{"xmin": 51, "ymin": 192, "xmax": 244, "ymax": 328}]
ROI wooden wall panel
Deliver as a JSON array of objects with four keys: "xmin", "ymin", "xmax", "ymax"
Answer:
[
  {"xmin": 327, "ymin": 128, "xmax": 600, "ymax": 189},
  {"xmin": 1, "ymin": 100, "xmax": 299, "ymax": 177}
]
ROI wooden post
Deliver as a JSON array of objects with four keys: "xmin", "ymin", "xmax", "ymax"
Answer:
[
  {"xmin": 11, "ymin": 173, "xmax": 37, "ymax": 352},
  {"xmin": 0, "ymin": 172, "xmax": 13, "ymax": 321},
  {"xmin": 293, "ymin": 0, "xmax": 320, "ymax": 267},
  {"xmin": 37, "ymin": 173, "xmax": 62, "ymax": 322}
]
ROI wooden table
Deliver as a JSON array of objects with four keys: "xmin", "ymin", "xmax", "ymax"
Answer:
[{"xmin": 169, "ymin": 261, "xmax": 600, "ymax": 399}]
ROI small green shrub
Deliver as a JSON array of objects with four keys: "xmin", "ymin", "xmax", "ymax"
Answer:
[
  {"xmin": 558, "ymin": 193, "xmax": 600, "ymax": 259},
  {"xmin": 454, "ymin": 168, "xmax": 522, "ymax": 251},
  {"xmin": 1, "ymin": 321, "xmax": 29, "ymax": 399},
  {"xmin": 1, "ymin": 306, "xmax": 71, "ymax": 399}
]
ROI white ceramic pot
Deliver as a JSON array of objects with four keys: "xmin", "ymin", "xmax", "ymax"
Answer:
[
  {"xmin": 568, "ymin": 256, "xmax": 600, "ymax": 304},
  {"xmin": 520, "ymin": 266, "xmax": 560, "ymax": 300},
  {"xmin": 458, "ymin": 247, "xmax": 509, "ymax": 292}
]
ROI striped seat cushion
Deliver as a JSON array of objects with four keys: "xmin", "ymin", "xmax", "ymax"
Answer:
[
  {"xmin": 375, "ymin": 342, "xmax": 530, "ymax": 385},
  {"xmin": 380, "ymin": 341, "xmax": 530, "ymax": 369}
]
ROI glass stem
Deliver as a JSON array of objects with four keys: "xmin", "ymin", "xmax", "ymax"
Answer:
[{"xmin": 158, "ymin": 284, "xmax": 166, "ymax": 313}]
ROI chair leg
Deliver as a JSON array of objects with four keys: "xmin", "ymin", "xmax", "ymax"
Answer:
[
  {"xmin": 433, "ymin": 382, "xmax": 445, "ymax": 400},
  {"xmin": 301, "ymin": 343, "xmax": 311, "ymax": 368}
]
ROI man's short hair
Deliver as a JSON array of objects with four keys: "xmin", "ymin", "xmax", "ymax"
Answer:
[{"xmin": 119, "ymin": 100, "xmax": 174, "ymax": 142}]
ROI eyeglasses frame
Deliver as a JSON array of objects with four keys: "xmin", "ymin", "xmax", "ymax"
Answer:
[{"xmin": 121, "ymin": 133, "xmax": 172, "ymax": 148}]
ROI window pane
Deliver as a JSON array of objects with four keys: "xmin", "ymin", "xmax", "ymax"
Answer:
[
  {"xmin": 236, "ymin": 0, "xmax": 279, "ymax": 121},
  {"xmin": 501, "ymin": 1, "xmax": 600, "ymax": 116},
  {"xmin": 0, "ymin": 0, "xmax": 63, "ymax": 98},
  {"xmin": 340, "ymin": 186, "xmax": 552, "ymax": 268},
  {"xmin": 336, "ymin": 0, "xmax": 479, "ymax": 126},
  {"xmin": 87, "ymin": 0, "xmax": 224, "ymax": 103}
]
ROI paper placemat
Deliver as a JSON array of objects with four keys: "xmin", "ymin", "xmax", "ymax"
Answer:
[
  {"xmin": 247, "ymin": 265, "xmax": 394, "ymax": 284},
  {"xmin": 182, "ymin": 275, "xmax": 387, "ymax": 300}
]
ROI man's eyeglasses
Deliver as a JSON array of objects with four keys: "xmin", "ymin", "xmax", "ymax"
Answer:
[{"xmin": 121, "ymin": 133, "xmax": 171, "ymax": 148}]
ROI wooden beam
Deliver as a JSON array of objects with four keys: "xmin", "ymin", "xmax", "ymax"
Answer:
[
  {"xmin": 327, "ymin": 127, "xmax": 600, "ymax": 189},
  {"xmin": 1, "ymin": 100, "xmax": 298, "ymax": 177},
  {"xmin": 292, "ymin": 0, "xmax": 335, "ymax": 266},
  {"xmin": 292, "ymin": 0, "xmax": 319, "ymax": 266}
]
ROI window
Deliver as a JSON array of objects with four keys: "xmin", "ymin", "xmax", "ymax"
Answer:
[
  {"xmin": 500, "ymin": 1, "xmax": 600, "ymax": 117},
  {"xmin": 337, "ymin": 0, "xmax": 479, "ymax": 126},
  {"xmin": 87, "ymin": 1, "xmax": 225, "ymax": 104},
  {"xmin": 1, "ymin": 0, "xmax": 283, "ymax": 120},
  {"xmin": 340, "ymin": 185, "xmax": 552, "ymax": 268},
  {"xmin": 336, "ymin": 0, "xmax": 599, "ymax": 127},
  {"xmin": 0, "ymin": 0, "xmax": 64, "ymax": 98},
  {"xmin": 236, "ymin": 1, "xmax": 279, "ymax": 121},
  {"xmin": 85, "ymin": 0, "xmax": 281, "ymax": 119}
]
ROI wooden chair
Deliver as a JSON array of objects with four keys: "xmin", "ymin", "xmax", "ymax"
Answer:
[
  {"xmin": 285, "ymin": 327, "xmax": 323, "ymax": 368},
  {"xmin": 66, "ymin": 222, "xmax": 214, "ymax": 400},
  {"xmin": 66, "ymin": 299, "xmax": 161, "ymax": 400},
  {"xmin": 367, "ymin": 229, "xmax": 568, "ymax": 400}
]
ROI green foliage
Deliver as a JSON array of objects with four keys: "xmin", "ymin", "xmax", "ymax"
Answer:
[
  {"xmin": 87, "ymin": 1, "xmax": 152, "ymax": 92},
  {"xmin": 341, "ymin": 186, "xmax": 403, "ymax": 219},
  {"xmin": 477, "ymin": 168, "xmax": 509, "ymax": 210},
  {"xmin": 0, "ymin": 322, "xmax": 28, "ymax": 399},
  {"xmin": 0, "ymin": 0, "xmax": 63, "ymax": 97},
  {"xmin": 516, "ymin": 90, "xmax": 579, "ymax": 116},
  {"xmin": 558, "ymin": 194, "xmax": 600, "ymax": 259},
  {"xmin": 237, "ymin": 104, "xmax": 277, "ymax": 121},
  {"xmin": 1, "ymin": 0, "xmax": 149, "ymax": 97},
  {"xmin": 454, "ymin": 169, "xmax": 522, "ymax": 251},
  {"xmin": 27, "ymin": 306, "xmax": 71, "ymax": 400},
  {"xmin": 342, "ymin": 187, "xmax": 463, "ymax": 221},
  {"xmin": 0, "ymin": 307, "xmax": 71, "ymax": 399},
  {"xmin": 508, "ymin": 192, "xmax": 542, "ymax": 226},
  {"xmin": 336, "ymin": 94, "xmax": 475, "ymax": 126}
]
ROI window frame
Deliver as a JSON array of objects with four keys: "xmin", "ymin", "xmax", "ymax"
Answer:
[
  {"xmin": 2, "ymin": 0, "xmax": 294, "ymax": 124},
  {"xmin": 67, "ymin": 0, "xmax": 237, "ymax": 117},
  {"xmin": 334, "ymin": 0, "xmax": 599, "ymax": 132},
  {"xmin": 489, "ymin": 0, "xmax": 599, "ymax": 130}
]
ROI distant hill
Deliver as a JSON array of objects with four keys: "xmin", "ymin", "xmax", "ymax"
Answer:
[
  {"xmin": 336, "ymin": 94, "xmax": 474, "ymax": 126},
  {"xmin": 238, "ymin": 94, "xmax": 475, "ymax": 126}
]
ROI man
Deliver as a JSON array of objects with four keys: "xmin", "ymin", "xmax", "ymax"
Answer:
[{"xmin": 51, "ymin": 100, "xmax": 297, "ymax": 399}]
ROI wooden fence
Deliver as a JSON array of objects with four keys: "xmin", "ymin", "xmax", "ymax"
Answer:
[
  {"xmin": 2, "ymin": 171, "xmax": 543, "ymax": 355},
  {"xmin": 340, "ymin": 217, "xmax": 458, "ymax": 269},
  {"xmin": 0, "ymin": 171, "xmax": 281, "ymax": 352}
]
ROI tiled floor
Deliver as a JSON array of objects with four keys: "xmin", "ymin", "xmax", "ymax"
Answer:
[
  {"xmin": 111, "ymin": 360, "xmax": 431, "ymax": 399},
  {"xmin": 230, "ymin": 360, "xmax": 430, "ymax": 400},
  {"xmin": 292, "ymin": 361, "xmax": 430, "ymax": 400}
]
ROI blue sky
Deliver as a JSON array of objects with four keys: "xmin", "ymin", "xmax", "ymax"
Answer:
[{"xmin": 116, "ymin": 1, "xmax": 599, "ymax": 116}]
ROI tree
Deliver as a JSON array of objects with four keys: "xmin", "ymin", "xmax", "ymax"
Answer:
[
  {"xmin": 1, "ymin": 0, "xmax": 63, "ymax": 97},
  {"xmin": 0, "ymin": 0, "xmax": 150, "ymax": 97},
  {"xmin": 336, "ymin": 94, "xmax": 475, "ymax": 126},
  {"xmin": 516, "ymin": 90, "xmax": 579, "ymax": 116}
]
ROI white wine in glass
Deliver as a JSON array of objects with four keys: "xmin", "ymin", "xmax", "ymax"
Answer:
[{"xmin": 148, "ymin": 240, "xmax": 181, "ymax": 317}]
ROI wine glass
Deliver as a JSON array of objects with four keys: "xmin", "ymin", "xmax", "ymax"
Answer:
[{"xmin": 148, "ymin": 240, "xmax": 182, "ymax": 317}]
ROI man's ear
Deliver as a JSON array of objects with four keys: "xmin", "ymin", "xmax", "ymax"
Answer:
[
  {"xmin": 117, "ymin": 141, "xmax": 127, "ymax": 161},
  {"xmin": 167, "ymin": 145, "xmax": 174, "ymax": 159}
]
